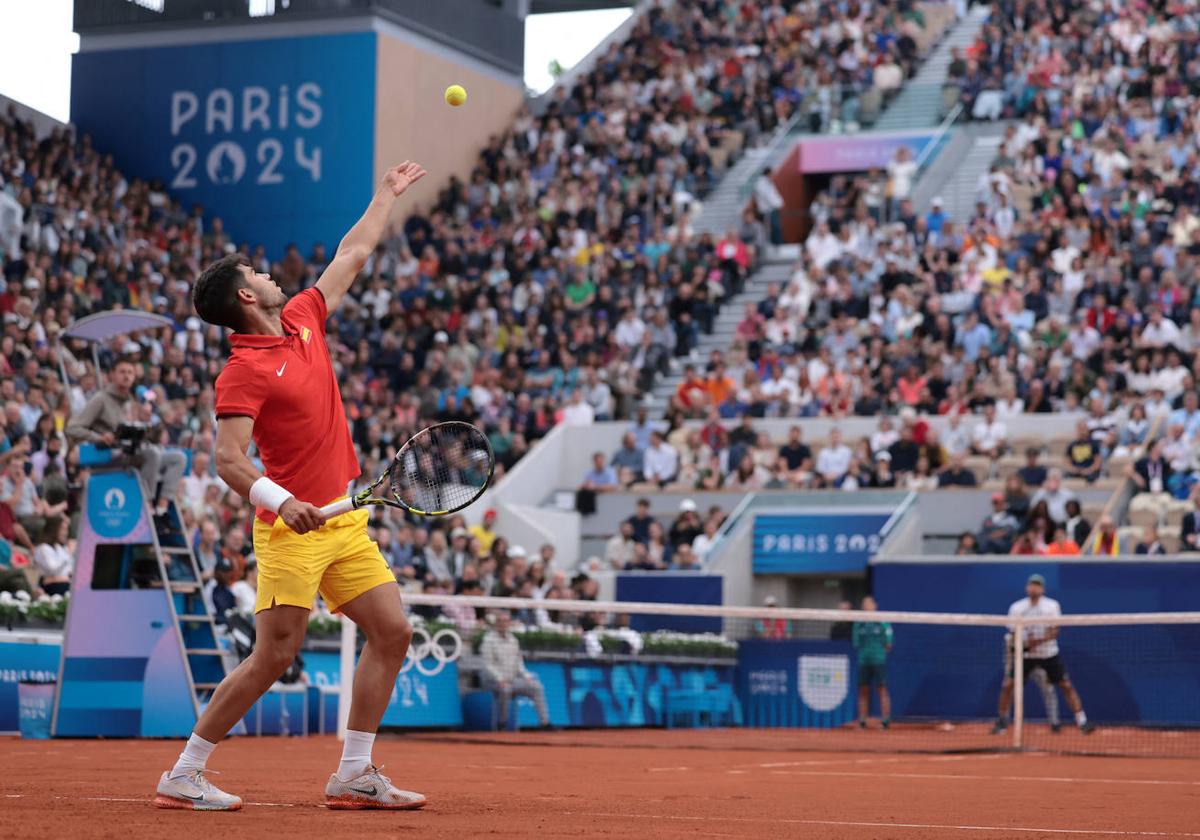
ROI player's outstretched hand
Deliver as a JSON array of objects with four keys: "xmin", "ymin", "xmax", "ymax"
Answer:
[
  {"xmin": 279, "ymin": 498, "xmax": 327, "ymax": 535},
  {"xmin": 383, "ymin": 161, "xmax": 427, "ymax": 197}
]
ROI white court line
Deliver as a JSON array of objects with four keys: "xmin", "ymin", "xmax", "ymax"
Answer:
[
  {"xmin": 5, "ymin": 794, "xmax": 304, "ymax": 808},
  {"xmin": 572, "ymin": 812, "xmax": 1200, "ymax": 838},
  {"xmin": 755, "ymin": 770, "xmax": 1200, "ymax": 787},
  {"xmin": 745, "ymin": 753, "xmax": 1011, "ymax": 770}
]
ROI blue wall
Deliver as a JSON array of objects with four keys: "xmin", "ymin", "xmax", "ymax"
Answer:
[
  {"xmin": 615, "ymin": 574, "xmax": 722, "ymax": 633},
  {"xmin": 874, "ymin": 562, "xmax": 1200, "ymax": 724},
  {"xmin": 72, "ymin": 33, "xmax": 377, "ymax": 257}
]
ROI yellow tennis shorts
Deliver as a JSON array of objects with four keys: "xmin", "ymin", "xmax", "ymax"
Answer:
[{"xmin": 251, "ymin": 505, "xmax": 396, "ymax": 614}]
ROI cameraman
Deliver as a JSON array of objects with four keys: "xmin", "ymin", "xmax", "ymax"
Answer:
[{"xmin": 66, "ymin": 358, "xmax": 186, "ymax": 517}]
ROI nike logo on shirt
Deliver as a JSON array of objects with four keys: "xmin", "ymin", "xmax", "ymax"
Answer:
[{"xmin": 276, "ymin": 362, "xmax": 287, "ymax": 377}]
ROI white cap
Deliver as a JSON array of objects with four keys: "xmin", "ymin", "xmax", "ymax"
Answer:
[
  {"xmin": 434, "ymin": 330, "xmax": 450, "ymax": 343},
  {"xmin": 932, "ymin": 196, "xmax": 944, "ymax": 206},
  {"xmin": 508, "ymin": 545, "xmax": 527, "ymax": 559},
  {"xmin": 680, "ymin": 498, "xmax": 698, "ymax": 512},
  {"xmin": 764, "ymin": 595, "xmax": 778, "ymax": 607},
  {"xmin": 186, "ymin": 317, "xmax": 202, "ymax": 331}
]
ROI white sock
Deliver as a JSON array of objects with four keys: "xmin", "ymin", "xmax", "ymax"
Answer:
[
  {"xmin": 1076, "ymin": 710, "xmax": 1088, "ymax": 726},
  {"xmin": 337, "ymin": 729, "xmax": 376, "ymax": 781},
  {"xmin": 170, "ymin": 733, "xmax": 217, "ymax": 778}
]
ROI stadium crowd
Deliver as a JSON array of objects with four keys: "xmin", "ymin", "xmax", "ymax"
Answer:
[{"xmin": 0, "ymin": 1, "xmax": 963, "ymax": 604}]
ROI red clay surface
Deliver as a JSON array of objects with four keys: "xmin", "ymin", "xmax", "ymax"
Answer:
[{"xmin": 3, "ymin": 731, "xmax": 1198, "ymax": 839}]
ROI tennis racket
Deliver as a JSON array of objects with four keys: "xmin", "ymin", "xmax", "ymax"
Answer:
[{"xmin": 319, "ymin": 421, "xmax": 494, "ymax": 518}]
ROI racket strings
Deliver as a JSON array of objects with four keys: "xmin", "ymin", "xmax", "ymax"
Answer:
[{"xmin": 389, "ymin": 422, "xmax": 491, "ymax": 513}]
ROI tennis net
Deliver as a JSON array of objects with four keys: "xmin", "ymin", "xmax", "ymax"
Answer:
[{"xmin": 339, "ymin": 594, "xmax": 1200, "ymax": 757}]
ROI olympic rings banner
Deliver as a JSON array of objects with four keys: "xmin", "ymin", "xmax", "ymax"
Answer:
[{"xmin": 301, "ymin": 624, "xmax": 465, "ymax": 728}]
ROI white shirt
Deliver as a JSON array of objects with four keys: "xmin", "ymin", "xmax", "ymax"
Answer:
[
  {"xmin": 1141, "ymin": 318, "xmax": 1183, "ymax": 348},
  {"xmin": 1008, "ymin": 596, "xmax": 1061, "ymax": 659},
  {"xmin": 614, "ymin": 317, "xmax": 646, "ymax": 349},
  {"xmin": 816, "ymin": 444, "xmax": 852, "ymax": 480},
  {"xmin": 230, "ymin": 580, "xmax": 257, "ymax": 614},
  {"xmin": 643, "ymin": 442, "xmax": 679, "ymax": 483},
  {"xmin": 561, "ymin": 400, "xmax": 595, "ymax": 427},
  {"xmin": 973, "ymin": 419, "xmax": 1008, "ymax": 451},
  {"xmin": 34, "ymin": 543, "xmax": 73, "ymax": 579}
]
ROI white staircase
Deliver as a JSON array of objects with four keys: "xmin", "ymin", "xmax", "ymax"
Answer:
[
  {"xmin": 642, "ymin": 257, "xmax": 797, "ymax": 413},
  {"xmin": 874, "ymin": 4, "xmax": 990, "ymax": 131}
]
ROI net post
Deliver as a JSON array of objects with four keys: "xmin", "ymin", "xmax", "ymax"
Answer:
[
  {"xmin": 337, "ymin": 615, "xmax": 356, "ymax": 742},
  {"xmin": 1012, "ymin": 623, "xmax": 1024, "ymax": 751}
]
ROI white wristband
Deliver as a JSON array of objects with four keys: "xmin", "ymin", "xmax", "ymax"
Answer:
[{"xmin": 249, "ymin": 476, "xmax": 293, "ymax": 514}]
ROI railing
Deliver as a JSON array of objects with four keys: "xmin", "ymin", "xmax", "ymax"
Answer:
[
  {"xmin": 1083, "ymin": 412, "xmax": 1168, "ymax": 554},
  {"xmin": 914, "ymin": 99, "xmax": 962, "ymax": 172}
]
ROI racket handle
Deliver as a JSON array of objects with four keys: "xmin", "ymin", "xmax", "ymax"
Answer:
[{"xmin": 320, "ymin": 497, "xmax": 355, "ymax": 518}]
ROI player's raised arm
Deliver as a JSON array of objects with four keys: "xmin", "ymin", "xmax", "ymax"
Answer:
[
  {"xmin": 315, "ymin": 160, "xmax": 427, "ymax": 312},
  {"xmin": 214, "ymin": 415, "xmax": 326, "ymax": 534}
]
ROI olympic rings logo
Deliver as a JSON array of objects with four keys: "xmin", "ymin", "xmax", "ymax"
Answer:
[{"xmin": 401, "ymin": 625, "xmax": 463, "ymax": 676}]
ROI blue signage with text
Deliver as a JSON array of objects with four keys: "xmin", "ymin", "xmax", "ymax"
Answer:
[
  {"xmin": 752, "ymin": 513, "xmax": 892, "ymax": 574},
  {"xmin": 71, "ymin": 33, "xmax": 377, "ymax": 257}
]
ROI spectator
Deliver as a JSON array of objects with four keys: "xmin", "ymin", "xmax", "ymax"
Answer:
[
  {"xmin": 469, "ymin": 508, "xmax": 499, "ymax": 558},
  {"xmin": 778, "ymin": 426, "xmax": 813, "ymax": 477},
  {"xmin": 580, "ymin": 452, "xmax": 618, "ymax": 493},
  {"xmin": 691, "ymin": 519, "xmax": 721, "ymax": 562},
  {"xmin": 971, "ymin": 403, "xmax": 1007, "ymax": 460},
  {"xmin": 1065, "ymin": 420, "xmax": 1102, "ymax": 483},
  {"xmin": 605, "ymin": 521, "xmax": 637, "ymax": 570},
  {"xmin": 1089, "ymin": 516, "xmax": 1122, "ymax": 556},
  {"xmin": 230, "ymin": 561, "xmax": 258, "ymax": 614},
  {"xmin": 1130, "ymin": 440, "xmax": 1171, "ymax": 497},
  {"xmin": 479, "ymin": 611, "xmax": 551, "ymax": 730},
  {"xmin": 1135, "ymin": 526, "xmax": 1166, "ymax": 557},
  {"xmin": 1180, "ymin": 494, "xmax": 1200, "ymax": 552},
  {"xmin": 32, "ymin": 515, "xmax": 72, "ymax": 596},
  {"xmin": 181, "ymin": 450, "xmax": 223, "ymax": 513},
  {"xmin": 669, "ymin": 499, "xmax": 703, "ymax": 549},
  {"xmin": 816, "ymin": 428, "xmax": 852, "ymax": 483},
  {"xmin": 978, "ymin": 493, "xmax": 1019, "ymax": 553},
  {"xmin": 1062, "ymin": 500, "xmax": 1091, "ymax": 547},
  {"xmin": 754, "ymin": 595, "xmax": 789, "ymax": 639},
  {"xmin": 1017, "ymin": 447, "xmax": 1047, "ymax": 488},
  {"xmin": 65, "ymin": 358, "xmax": 186, "ymax": 518},
  {"xmin": 1031, "ymin": 470, "xmax": 1077, "ymax": 524},
  {"xmin": 205, "ymin": 557, "xmax": 238, "ymax": 626},
  {"xmin": 642, "ymin": 431, "xmax": 679, "ymax": 487},
  {"xmin": 753, "ymin": 168, "xmax": 785, "ymax": 245},
  {"xmin": 625, "ymin": 498, "xmax": 654, "ymax": 544},
  {"xmin": 1041, "ymin": 525, "xmax": 1081, "ymax": 556},
  {"xmin": 938, "ymin": 453, "xmax": 978, "ymax": 488},
  {"xmin": 955, "ymin": 532, "xmax": 979, "ymax": 555},
  {"xmin": 192, "ymin": 519, "xmax": 222, "ymax": 579},
  {"xmin": 610, "ymin": 432, "xmax": 644, "ymax": 484},
  {"xmin": 1, "ymin": 457, "xmax": 64, "ymax": 545}
]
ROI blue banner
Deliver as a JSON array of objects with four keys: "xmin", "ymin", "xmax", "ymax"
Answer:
[
  {"xmin": 303, "ymin": 648, "xmax": 463, "ymax": 729},
  {"xmin": 615, "ymin": 574, "xmax": 722, "ymax": 633},
  {"xmin": 874, "ymin": 562, "xmax": 1200, "ymax": 724},
  {"xmin": 527, "ymin": 659, "xmax": 737, "ymax": 728},
  {"xmin": 71, "ymin": 33, "xmax": 377, "ymax": 257},
  {"xmin": 736, "ymin": 639, "xmax": 857, "ymax": 727},
  {"xmin": 0, "ymin": 640, "xmax": 60, "ymax": 733},
  {"xmin": 753, "ymin": 512, "xmax": 892, "ymax": 574},
  {"xmin": 85, "ymin": 472, "xmax": 143, "ymax": 540}
]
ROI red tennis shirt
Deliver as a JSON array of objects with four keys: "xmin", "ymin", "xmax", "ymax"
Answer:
[{"xmin": 214, "ymin": 288, "xmax": 359, "ymax": 523}]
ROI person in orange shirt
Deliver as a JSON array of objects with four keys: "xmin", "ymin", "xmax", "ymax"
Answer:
[
  {"xmin": 704, "ymin": 364, "xmax": 737, "ymax": 410},
  {"xmin": 1041, "ymin": 525, "xmax": 1081, "ymax": 556}
]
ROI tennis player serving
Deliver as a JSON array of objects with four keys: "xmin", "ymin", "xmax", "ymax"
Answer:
[{"xmin": 154, "ymin": 161, "xmax": 428, "ymax": 812}]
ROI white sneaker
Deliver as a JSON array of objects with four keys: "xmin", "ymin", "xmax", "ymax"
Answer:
[
  {"xmin": 154, "ymin": 769, "xmax": 242, "ymax": 811},
  {"xmin": 325, "ymin": 765, "xmax": 426, "ymax": 810}
]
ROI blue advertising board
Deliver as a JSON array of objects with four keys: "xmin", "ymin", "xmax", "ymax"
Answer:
[
  {"xmin": 753, "ymin": 512, "xmax": 892, "ymax": 574},
  {"xmin": 874, "ymin": 562, "xmax": 1200, "ymax": 724},
  {"xmin": 736, "ymin": 639, "xmax": 857, "ymax": 727},
  {"xmin": 526, "ymin": 659, "xmax": 736, "ymax": 728},
  {"xmin": 615, "ymin": 574, "xmax": 722, "ymax": 633},
  {"xmin": 303, "ymin": 648, "xmax": 463, "ymax": 729},
  {"xmin": 71, "ymin": 33, "xmax": 377, "ymax": 257},
  {"xmin": 0, "ymin": 638, "xmax": 61, "ymax": 733}
]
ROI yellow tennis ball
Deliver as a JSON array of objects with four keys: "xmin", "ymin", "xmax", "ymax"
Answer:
[{"xmin": 445, "ymin": 85, "xmax": 467, "ymax": 107}]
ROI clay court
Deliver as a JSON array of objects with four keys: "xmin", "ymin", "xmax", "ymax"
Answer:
[{"xmin": 4, "ymin": 730, "xmax": 1198, "ymax": 839}]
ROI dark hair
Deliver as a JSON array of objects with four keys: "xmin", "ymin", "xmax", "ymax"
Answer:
[
  {"xmin": 39, "ymin": 515, "xmax": 67, "ymax": 546},
  {"xmin": 193, "ymin": 253, "xmax": 251, "ymax": 329}
]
